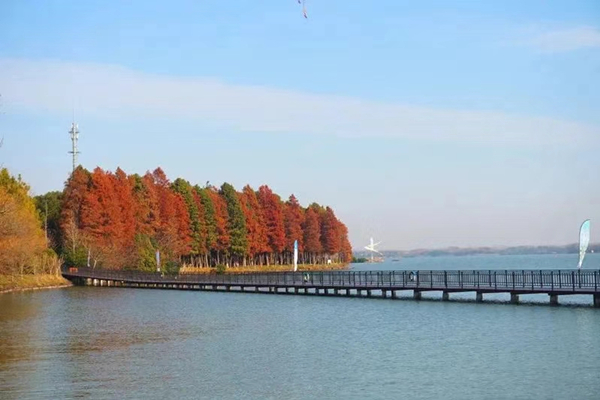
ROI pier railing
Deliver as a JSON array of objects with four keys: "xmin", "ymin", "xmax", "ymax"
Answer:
[{"xmin": 62, "ymin": 267, "xmax": 600, "ymax": 294}]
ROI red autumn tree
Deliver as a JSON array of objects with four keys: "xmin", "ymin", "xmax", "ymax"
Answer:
[
  {"xmin": 206, "ymin": 187, "xmax": 230, "ymax": 264},
  {"xmin": 79, "ymin": 184, "xmax": 103, "ymax": 242},
  {"xmin": 239, "ymin": 185, "xmax": 269, "ymax": 265},
  {"xmin": 81, "ymin": 168, "xmax": 117, "ymax": 242},
  {"xmin": 173, "ymin": 192, "xmax": 192, "ymax": 256},
  {"xmin": 60, "ymin": 167, "xmax": 91, "ymax": 229},
  {"xmin": 151, "ymin": 168, "xmax": 181, "ymax": 260},
  {"xmin": 60, "ymin": 166, "xmax": 91, "ymax": 266},
  {"xmin": 257, "ymin": 185, "xmax": 285, "ymax": 264},
  {"xmin": 302, "ymin": 206, "xmax": 322, "ymax": 264},
  {"xmin": 79, "ymin": 168, "xmax": 126, "ymax": 268},
  {"xmin": 320, "ymin": 206, "xmax": 342, "ymax": 259},
  {"xmin": 338, "ymin": 220, "xmax": 353, "ymax": 263},
  {"xmin": 112, "ymin": 168, "xmax": 136, "ymax": 248}
]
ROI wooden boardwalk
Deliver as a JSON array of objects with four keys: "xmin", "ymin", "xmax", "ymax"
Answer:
[{"xmin": 62, "ymin": 267, "xmax": 600, "ymax": 307}]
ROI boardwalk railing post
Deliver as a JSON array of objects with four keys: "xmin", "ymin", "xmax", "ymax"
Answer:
[
  {"xmin": 559, "ymin": 270, "xmax": 562, "ymax": 289},
  {"xmin": 430, "ymin": 271, "xmax": 433, "ymax": 288},
  {"xmin": 551, "ymin": 271, "xmax": 554, "ymax": 291},
  {"xmin": 531, "ymin": 271, "xmax": 534, "ymax": 290},
  {"xmin": 595, "ymin": 270, "xmax": 598, "ymax": 292},
  {"xmin": 416, "ymin": 271, "xmax": 420, "ymax": 288},
  {"xmin": 444, "ymin": 271, "xmax": 447, "ymax": 288},
  {"xmin": 572, "ymin": 271, "xmax": 575, "ymax": 291}
]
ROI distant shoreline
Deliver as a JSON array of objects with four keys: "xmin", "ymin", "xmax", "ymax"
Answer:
[{"xmin": 355, "ymin": 243, "xmax": 598, "ymax": 259}]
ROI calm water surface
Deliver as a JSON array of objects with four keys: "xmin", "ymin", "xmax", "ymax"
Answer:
[{"xmin": 1, "ymin": 254, "xmax": 599, "ymax": 399}]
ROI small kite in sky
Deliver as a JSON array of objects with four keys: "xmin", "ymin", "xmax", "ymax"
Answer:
[{"xmin": 296, "ymin": 0, "xmax": 307, "ymax": 18}]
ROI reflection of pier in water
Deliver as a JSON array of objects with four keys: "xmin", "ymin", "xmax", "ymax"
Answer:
[{"xmin": 63, "ymin": 266, "xmax": 600, "ymax": 307}]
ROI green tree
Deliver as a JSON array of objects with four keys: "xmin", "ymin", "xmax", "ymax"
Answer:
[
  {"xmin": 133, "ymin": 234, "xmax": 157, "ymax": 272},
  {"xmin": 196, "ymin": 186, "xmax": 217, "ymax": 264},
  {"xmin": 220, "ymin": 183, "xmax": 248, "ymax": 265},
  {"xmin": 172, "ymin": 178, "xmax": 202, "ymax": 258},
  {"xmin": 63, "ymin": 244, "xmax": 88, "ymax": 268},
  {"xmin": 34, "ymin": 191, "xmax": 63, "ymax": 251}
]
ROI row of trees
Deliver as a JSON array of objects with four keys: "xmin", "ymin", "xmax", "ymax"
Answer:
[{"xmin": 43, "ymin": 166, "xmax": 352, "ymax": 272}]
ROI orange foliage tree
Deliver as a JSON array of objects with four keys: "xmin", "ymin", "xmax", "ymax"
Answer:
[
  {"xmin": 239, "ymin": 185, "xmax": 269, "ymax": 266},
  {"xmin": 257, "ymin": 185, "xmax": 286, "ymax": 265},
  {"xmin": 0, "ymin": 169, "xmax": 46, "ymax": 275}
]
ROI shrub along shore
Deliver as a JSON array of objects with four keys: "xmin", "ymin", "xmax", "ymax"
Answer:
[{"xmin": 179, "ymin": 263, "xmax": 349, "ymax": 275}]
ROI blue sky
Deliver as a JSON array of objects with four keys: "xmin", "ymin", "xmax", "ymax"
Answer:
[{"xmin": 1, "ymin": 0, "xmax": 599, "ymax": 250}]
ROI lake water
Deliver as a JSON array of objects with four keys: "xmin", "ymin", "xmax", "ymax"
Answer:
[{"xmin": 1, "ymin": 254, "xmax": 599, "ymax": 399}]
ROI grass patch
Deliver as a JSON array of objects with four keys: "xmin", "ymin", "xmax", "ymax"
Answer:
[{"xmin": 0, "ymin": 274, "xmax": 71, "ymax": 292}]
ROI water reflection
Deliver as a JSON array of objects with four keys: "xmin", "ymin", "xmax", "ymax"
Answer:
[
  {"xmin": 1, "ymin": 255, "xmax": 599, "ymax": 399},
  {"xmin": 0, "ymin": 294, "xmax": 40, "ymax": 365}
]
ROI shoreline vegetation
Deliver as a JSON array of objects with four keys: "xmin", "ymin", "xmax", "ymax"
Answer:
[
  {"xmin": 179, "ymin": 263, "xmax": 349, "ymax": 274},
  {"xmin": 1, "ymin": 165, "xmax": 354, "ymax": 291}
]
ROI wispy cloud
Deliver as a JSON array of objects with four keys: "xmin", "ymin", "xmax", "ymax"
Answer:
[
  {"xmin": 526, "ymin": 26, "xmax": 600, "ymax": 53},
  {"xmin": 0, "ymin": 58, "xmax": 597, "ymax": 146}
]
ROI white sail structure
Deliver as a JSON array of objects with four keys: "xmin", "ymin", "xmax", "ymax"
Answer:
[
  {"xmin": 293, "ymin": 240, "xmax": 299, "ymax": 272},
  {"xmin": 364, "ymin": 237, "xmax": 382, "ymax": 262},
  {"xmin": 578, "ymin": 220, "xmax": 591, "ymax": 269}
]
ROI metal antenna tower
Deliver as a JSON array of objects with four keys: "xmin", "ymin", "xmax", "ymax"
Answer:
[{"xmin": 68, "ymin": 121, "xmax": 80, "ymax": 172}]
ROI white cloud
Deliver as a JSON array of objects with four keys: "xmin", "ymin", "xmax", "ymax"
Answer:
[
  {"xmin": 0, "ymin": 58, "xmax": 597, "ymax": 146},
  {"xmin": 527, "ymin": 26, "xmax": 600, "ymax": 53}
]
